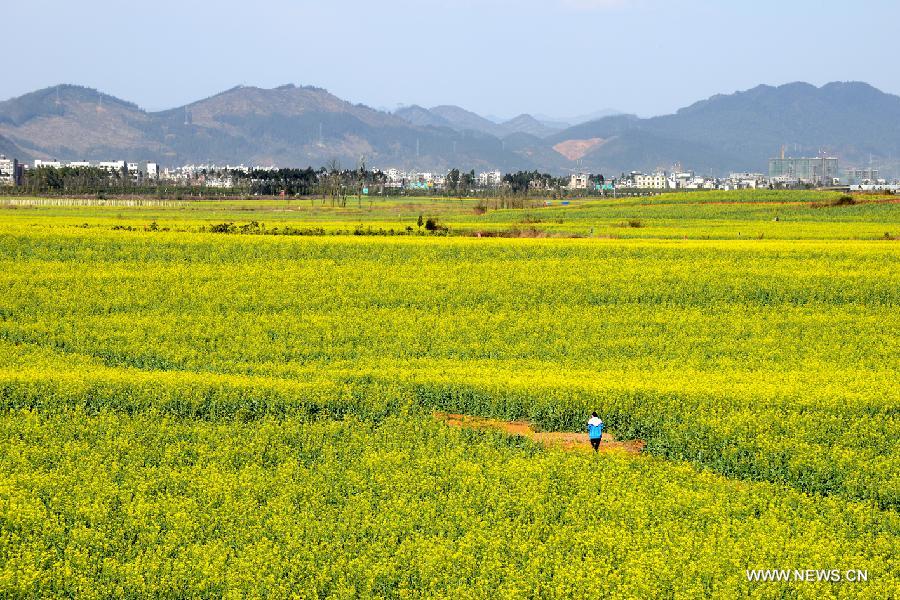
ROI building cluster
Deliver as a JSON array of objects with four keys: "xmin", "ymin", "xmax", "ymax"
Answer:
[
  {"xmin": 386, "ymin": 168, "xmax": 444, "ymax": 190},
  {"xmin": 768, "ymin": 156, "xmax": 840, "ymax": 186},
  {"xmin": 2, "ymin": 153, "xmax": 898, "ymax": 192},
  {"xmin": 565, "ymin": 170, "xmax": 766, "ymax": 191},
  {"xmin": 384, "ymin": 169, "xmax": 504, "ymax": 190},
  {"xmin": 10, "ymin": 159, "xmax": 277, "ymax": 188},
  {"xmin": 767, "ymin": 155, "xmax": 894, "ymax": 190},
  {"xmin": 562, "ymin": 155, "xmax": 896, "ymax": 191},
  {"xmin": 160, "ymin": 164, "xmax": 265, "ymax": 188}
]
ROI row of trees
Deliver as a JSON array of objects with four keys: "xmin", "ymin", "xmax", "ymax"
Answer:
[
  {"xmin": 10, "ymin": 163, "xmax": 614, "ymax": 200},
  {"xmin": 225, "ymin": 160, "xmax": 390, "ymax": 207},
  {"xmin": 503, "ymin": 171, "xmax": 607, "ymax": 194},
  {"xmin": 20, "ymin": 166, "xmax": 132, "ymax": 194}
]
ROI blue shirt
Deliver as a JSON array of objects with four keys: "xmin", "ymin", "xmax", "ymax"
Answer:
[{"xmin": 587, "ymin": 418, "xmax": 604, "ymax": 439}]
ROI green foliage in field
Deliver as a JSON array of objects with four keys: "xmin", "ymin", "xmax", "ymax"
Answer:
[
  {"xmin": 1, "ymin": 226, "xmax": 898, "ymax": 509},
  {"xmin": 2, "ymin": 189, "xmax": 898, "ymax": 239},
  {"xmin": 2, "ymin": 410, "xmax": 898, "ymax": 599},
  {"xmin": 0, "ymin": 191, "xmax": 898, "ymax": 596}
]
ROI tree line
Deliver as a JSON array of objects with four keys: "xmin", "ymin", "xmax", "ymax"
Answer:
[{"xmin": 9, "ymin": 164, "xmax": 612, "ymax": 200}]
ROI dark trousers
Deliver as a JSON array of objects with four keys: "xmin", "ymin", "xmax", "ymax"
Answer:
[{"xmin": 590, "ymin": 437, "xmax": 601, "ymax": 451}]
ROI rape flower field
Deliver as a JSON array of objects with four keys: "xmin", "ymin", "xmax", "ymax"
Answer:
[{"xmin": 0, "ymin": 191, "xmax": 898, "ymax": 597}]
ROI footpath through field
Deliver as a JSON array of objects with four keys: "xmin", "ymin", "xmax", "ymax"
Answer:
[{"xmin": 435, "ymin": 412, "xmax": 645, "ymax": 455}]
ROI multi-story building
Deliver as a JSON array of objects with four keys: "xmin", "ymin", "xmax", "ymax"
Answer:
[
  {"xmin": 127, "ymin": 162, "xmax": 143, "ymax": 184},
  {"xmin": 97, "ymin": 160, "xmax": 127, "ymax": 173},
  {"xmin": 725, "ymin": 173, "xmax": 767, "ymax": 189},
  {"xmin": 34, "ymin": 159, "xmax": 62, "ymax": 169},
  {"xmin": 768, "ymin": 156, "xmax": 839, "ymax": 185},
  {"xmin": 667, "ymin": 172, "xmax": 693, "ymax": 189},
  {"xmin": 846, "ymin": 168, "xmax": 879, "ymax": 185},
  {"xmin": 634, "ymin": 172, "xmax": 666, "ymax": 189},
  {"xmin": 529, "ymin": 178, "xmax": 550, "ymax": 192},
  {"xmin": 567, "ymin": 173, "xmax": 589, "ymax": 189},
  {"xmin": 477, "ymin": 170, "xmax": 502, "ymax": 187},
  {"xmin": 0, "ymin": 155, "xmax": 21, "ymax": 186}
]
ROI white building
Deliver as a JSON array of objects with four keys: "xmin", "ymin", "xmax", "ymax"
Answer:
[
  {"xmin": 529, "ymin": 178, "xmax": 550, "ymax": 191},
  {"xmin": 0, "ymin": 155, "xmax": 20, "ymax": 186},
  {"xmin": 686, "ymin": 177, "xmax": 717, "ymax": 190},
  {"xmin": 34, "ymin": 159, "xmax": 62, "ymax": 169},
  {"xmin": 634, "ymin": 172, "xmax": 666, "ymax": 189},
  {"xmin": 567, "ymin": 173, "xmax": 589, "ymax": 189},
  {"xmin": 667, "ymin": 172, "xmax": 694, "ymax": 189},
  {"xmin": 97, "ymin": 160, "xmax": 126, "ymax": 173},
  {"xmin": 725, "ymin": 173, "xmax": 767, "ymax": 190},
  {"xmin": 206, "ymin": 174, "xmax": 235, "ymax": 188},
  {"xmin": 127, "ymin": 162, "xmax": 143, "ymax": 184},
  {"xmin": 477, "ymin": 170, "xmax": 503, "ymax": 187},
  {"xmin": 846, "ymin": 168, "xmax": 879, "ymax": 185}
]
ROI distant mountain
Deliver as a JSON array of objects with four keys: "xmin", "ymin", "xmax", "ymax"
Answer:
[
  {"xmin": 0, "ymin": 84, "xmax": 547, "ymax": 172},
  {"xmin": 0, "ymin": 134, "xmax": 27, "ymax": 161},
  {"xmin": 0, "ymin": 85, "xmax": 158, "ymax": 161},
  {"xmin": 485, "ymin": 109, "xmax": 623, "ymax": 131},
  {"xmin": 394, "ymin": 105, "xmax": 454, "ymax": 129},
  {"xmin": 534, "ymin": 108, "xmax": 622, "ymax": 128},
  {"xmin": 500, "ymin": 132, "xmax": 571, "ymax": 172},
  {"xmin": 427, "ymin": 105, "xmax": 508, "ymax": 138},
  {"xmin": 3, "ymin": 81, "xmax": 900, "ymax": 176},
  {"xmin": 501, "ymin": 114, "xmax": 562, "ymax": 138},
  {"xmin": 396, "ymin": 106, "xmax": 565, "ymax": 138},
  {"xmin": 548, "ymin": 82, "xmax": 900, "ymax": 175}
]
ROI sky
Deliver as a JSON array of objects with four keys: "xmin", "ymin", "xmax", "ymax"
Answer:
[{"xmin": 3, "ymin": 0, "xmax": 899, "ymax": 120}]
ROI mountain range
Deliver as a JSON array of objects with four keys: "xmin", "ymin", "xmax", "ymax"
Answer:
[
  {"xmin": 394, "ymin": 105, "xmax": 570, "ymax": 139},
  {"xmin": 1, "ymin": 81, "xmax": 898, "ymax": 176}
]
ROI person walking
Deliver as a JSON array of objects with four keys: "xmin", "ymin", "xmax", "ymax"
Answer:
[{"xmin": 587, "ymin": 412, "xmax": 604, "ymax": 452}]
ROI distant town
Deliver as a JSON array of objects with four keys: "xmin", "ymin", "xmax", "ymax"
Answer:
[{"xmin": 1, "ymin": 154, "xmax": 897, "ymax": 195}]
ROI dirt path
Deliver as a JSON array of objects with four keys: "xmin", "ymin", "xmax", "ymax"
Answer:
[{"xmin": 435, "ymin": 412, "xmax": 645, "ymax": 455}]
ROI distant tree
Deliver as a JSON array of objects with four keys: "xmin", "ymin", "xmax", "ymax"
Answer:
[
  {"xmin": 326, "ymin": 159, "xmax": 342, "ymax": 207},
  {"xmin": 460, "ymin": 170, "xmax": 475, "ymax": 193},
  {"xmin": 356, "ymin": 156, "xmax": 367, "ymax": 208},
  {"xmin": 447, "ymin": 169, "xmax": 460, "ymax": 196}
]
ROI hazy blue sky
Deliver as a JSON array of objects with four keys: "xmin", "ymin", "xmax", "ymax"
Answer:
[{"xmin": 3, "ymin": 0, "xmax": 898, "ymax": 119}]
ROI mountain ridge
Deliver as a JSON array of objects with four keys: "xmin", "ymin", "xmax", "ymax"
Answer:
[{"xmin": 1, "ymin": 81, "xmax": 898, "ymax": 176}]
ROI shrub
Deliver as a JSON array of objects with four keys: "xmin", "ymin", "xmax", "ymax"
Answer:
[
  {"xmin": 424, "ymin": 218, "xmax": 446, "ymax": 232},
  {"xmin": 833, "ymin": 195, "xmax": 856, "ymax": 206}
]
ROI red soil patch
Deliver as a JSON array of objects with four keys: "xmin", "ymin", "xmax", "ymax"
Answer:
[
  {"xmin": 435, "ymin": 412, "xmax": 645, "ymax": 455},
  {"xmin": 553, "ymin": 138, "xmax": 605, "ymax": 161}
]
